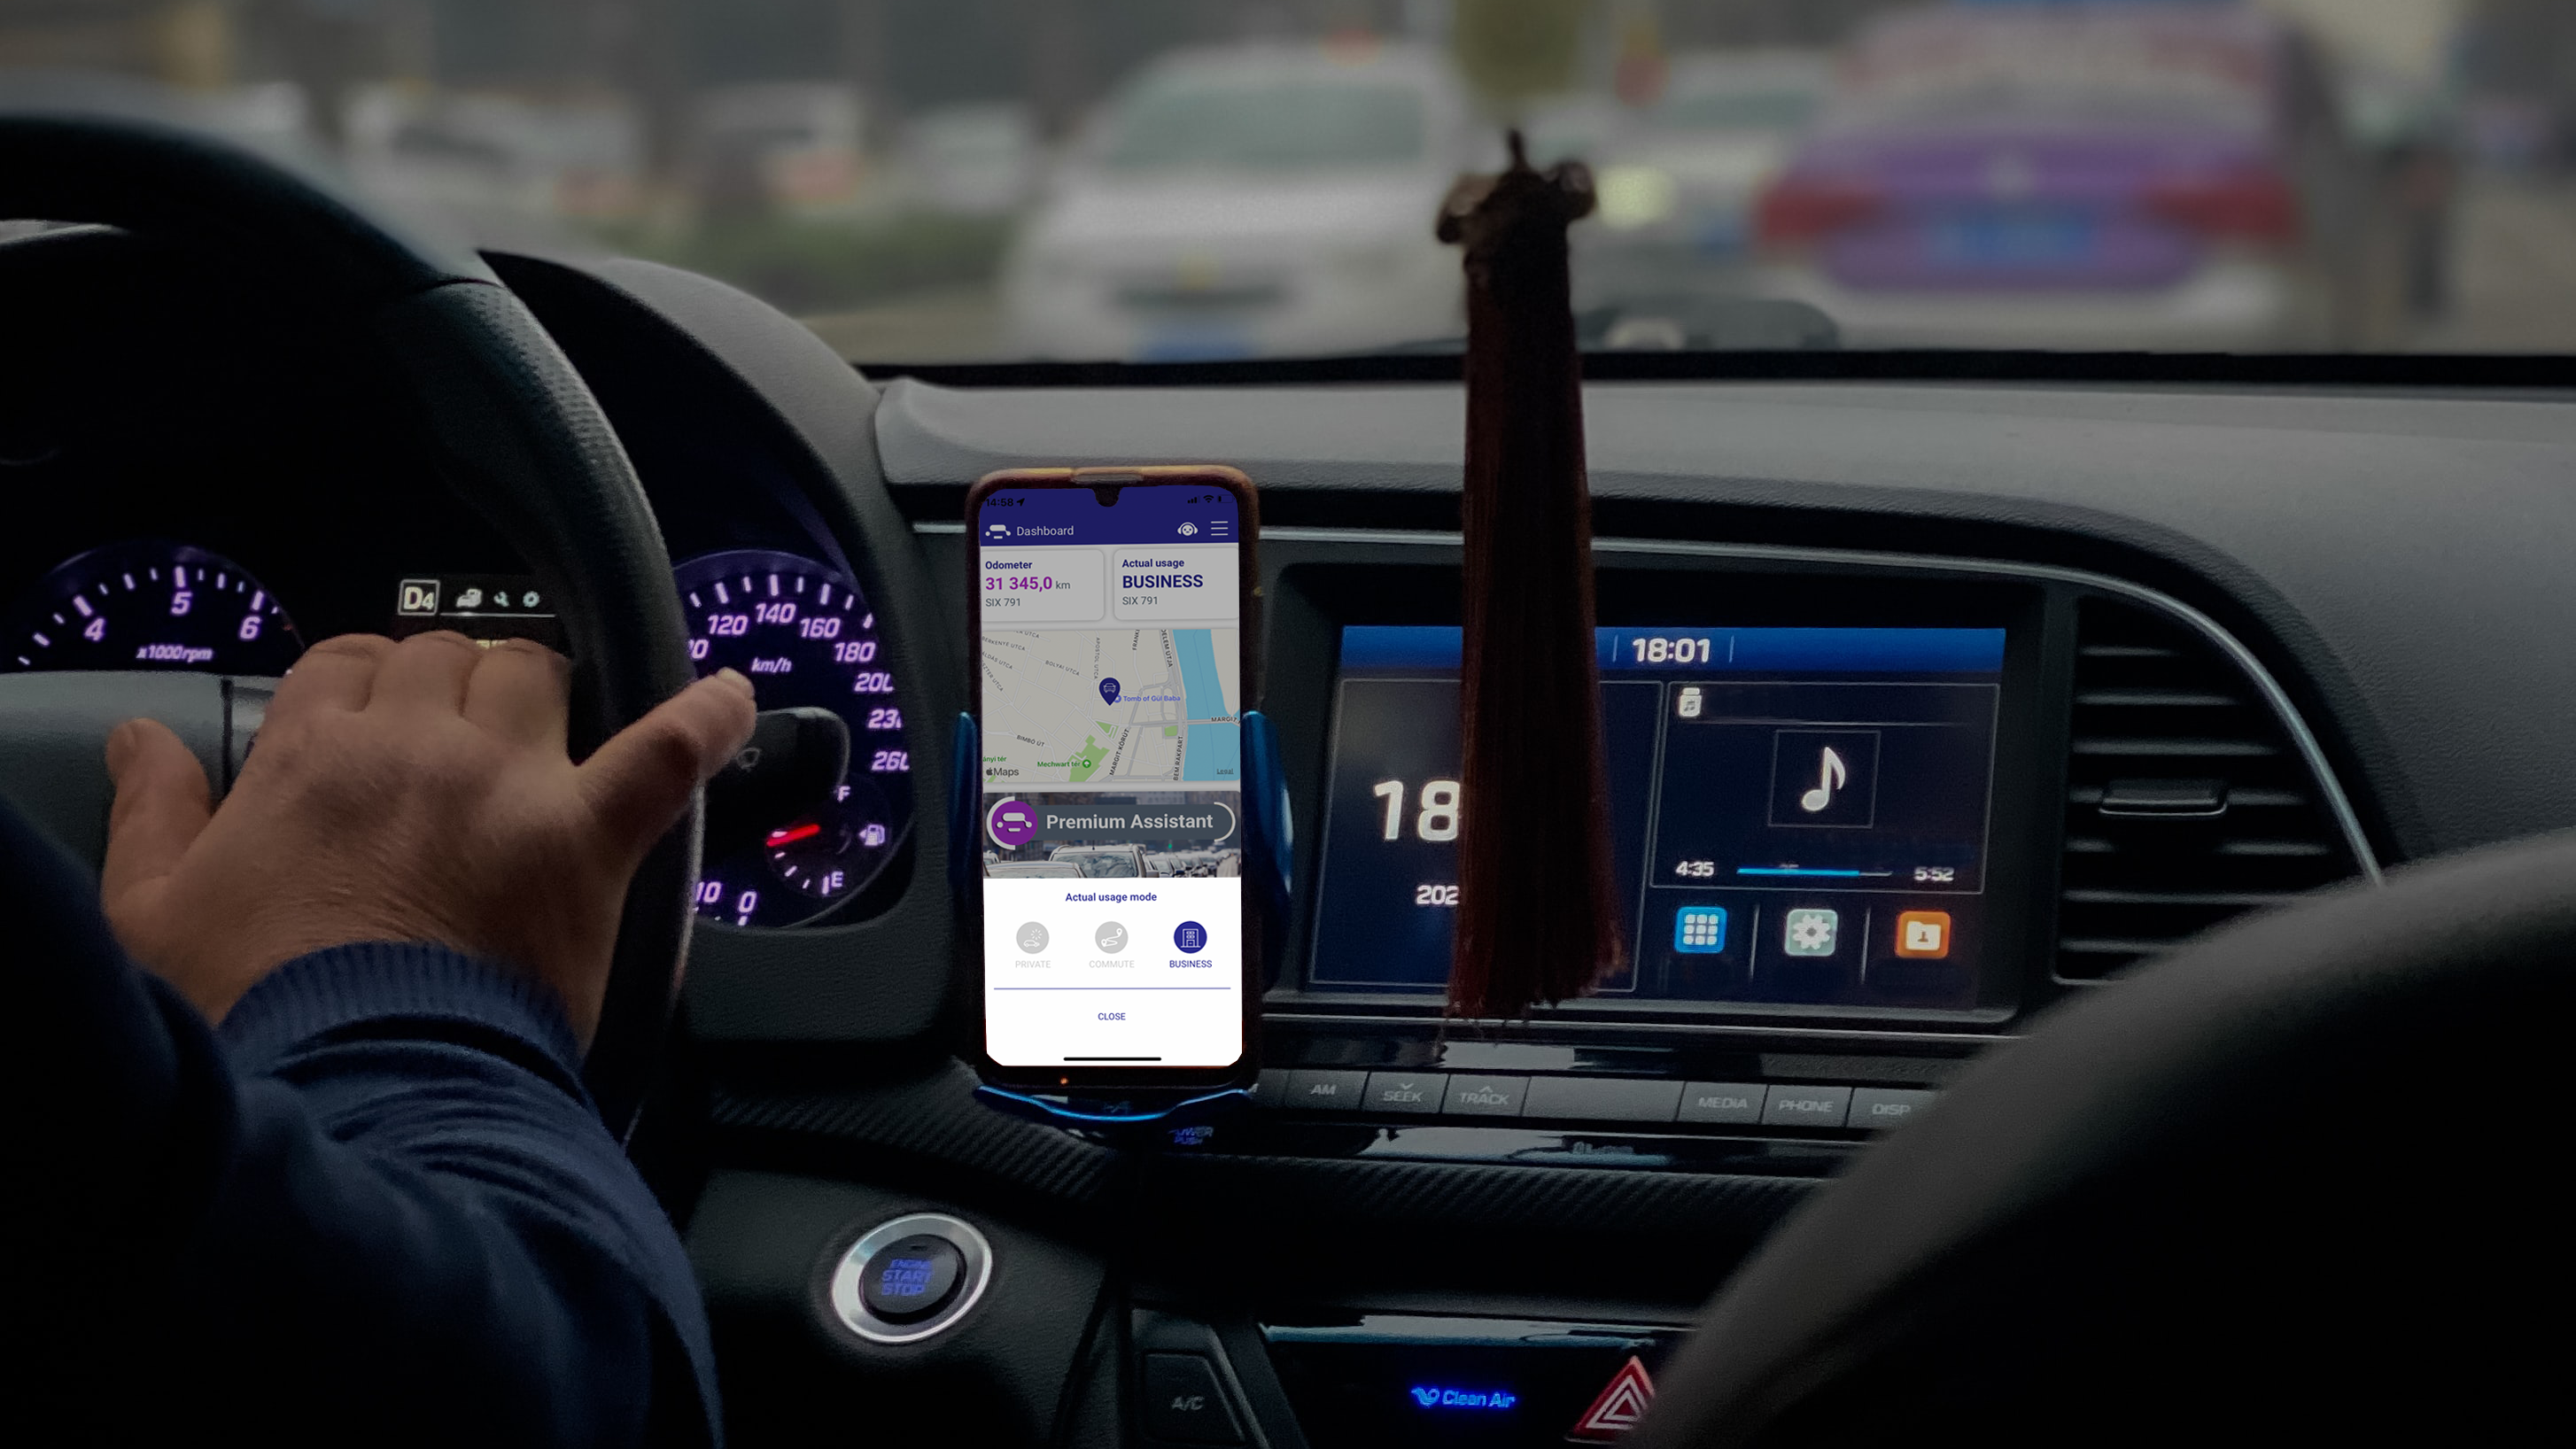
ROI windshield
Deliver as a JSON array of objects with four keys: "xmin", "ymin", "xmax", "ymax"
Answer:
[
  {"xmin": 1657, "ymin": 87, "xmax": 1823, "ymax": 135},
  {"xmin": 1101, "ymin": 79, "xmax": 1426, "ymax": 171},
  {"xmin": 9, "ymin": 1, "xmax": 2569, "ymax": 363}
]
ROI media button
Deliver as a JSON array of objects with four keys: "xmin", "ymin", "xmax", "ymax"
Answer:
[
  {"xmin": 1362, "ymin": 1072, "xmax": 1448, "ymax": 1115},
  {"xmin": 1284, "ymin": 1069, "xmax": 1369, "ymax": 1112},
  {"xmin": 1676, "ymin": 1082, "xmax": 1765, "ymax": 1124},
  {"xmin": 1443, "ymin": 1075, "xmax": 1527, "ymax": 1118}
]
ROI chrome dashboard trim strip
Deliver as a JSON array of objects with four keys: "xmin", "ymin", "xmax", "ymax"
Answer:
[{"xmin": 1261, "ymin": 1010, "xmax": 2015, "ymax": 1047}]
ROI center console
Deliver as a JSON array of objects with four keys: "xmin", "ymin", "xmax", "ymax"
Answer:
[
  {"xmin": 1086, "ymin": 534, "xmax": 2374, "ymax": 1446},
  {"xmin": 830, "ymin": 522, "xmax": 2376, "ymax": 1449}
]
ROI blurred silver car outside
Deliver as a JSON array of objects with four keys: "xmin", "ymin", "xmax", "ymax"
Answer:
[
  {"xmin": 1573, "ymin": 52, "xmax": 1831, "ymax": 322},
  {"xmin": 1002, "ymin": 39, "xmax": 1478, "ymax": 361}
]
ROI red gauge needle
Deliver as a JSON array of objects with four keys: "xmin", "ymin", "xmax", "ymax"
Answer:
[{"xmin": 765, "ymin": 822, "xmax": 823, "ymax": 848}]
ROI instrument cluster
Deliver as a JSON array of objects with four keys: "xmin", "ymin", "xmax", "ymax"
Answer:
[
  {"xmin": 4, "ymin": 540, "xmax": 302, "ymax": 675},
  {"xmin": 3, "ymin": 538, "xmax": 917, "ymax": 930}
]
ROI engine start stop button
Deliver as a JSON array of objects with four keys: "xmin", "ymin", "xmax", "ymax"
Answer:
[{"xmin": 858, "ymin": 1234, "xmax": 966, "ymax": 1324}]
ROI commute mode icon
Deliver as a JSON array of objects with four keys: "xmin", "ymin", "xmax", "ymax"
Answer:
[{"xmin": 987, "ymin": 799, "xmax": 1038, "ymax": 848}]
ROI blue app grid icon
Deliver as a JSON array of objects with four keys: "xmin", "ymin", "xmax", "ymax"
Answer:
[{"xmin": 1674, "ymin": 907, "xmax": 1728, "ymax": 954}]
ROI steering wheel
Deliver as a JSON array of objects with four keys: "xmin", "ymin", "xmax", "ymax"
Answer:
[
  {"xmin": 1633, "ymin": 833, "xmax": 2565, "ymax": 1446},
  {"xmin": 0, "ymin": 82, "xmax": 697, "ymax": 1135}
]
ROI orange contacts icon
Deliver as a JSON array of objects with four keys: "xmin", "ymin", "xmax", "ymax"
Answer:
[{"xmin": 1895, "ymin": 910, "xmax": 1952, "ymax": 959}]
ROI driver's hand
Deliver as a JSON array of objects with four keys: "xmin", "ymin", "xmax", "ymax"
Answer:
[{"xmin": 98, "ymin": 632, "xmax": 757, "ymax": 1044}]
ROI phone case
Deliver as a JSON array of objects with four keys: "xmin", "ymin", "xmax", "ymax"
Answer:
[{"xmin": 964, "ymin": 466, "xmax": 1263, "ymax": 1091}]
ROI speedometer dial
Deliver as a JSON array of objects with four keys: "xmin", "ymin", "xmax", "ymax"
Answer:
[
  {"xmin": 676, "ymin": 549, "xmax": 913, "ymax": 926},
  {"xmin": 5, "ymin": 540, "xmax": 302, "ymax": 674}
]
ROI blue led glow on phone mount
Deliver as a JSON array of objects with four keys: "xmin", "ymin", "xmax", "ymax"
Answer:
[
  {"xmin": 969, "ymin": 1083, "xmax": 1252, "ymax": 1135},
  {"xmin": 951, "ymin": 709, "xmax": 1290, "ymax": 1135}
]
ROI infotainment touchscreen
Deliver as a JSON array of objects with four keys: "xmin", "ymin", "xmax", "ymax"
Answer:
[{"xmin": 1310, "ymin": 626, "xmax": 2006, "ymax": 1012}]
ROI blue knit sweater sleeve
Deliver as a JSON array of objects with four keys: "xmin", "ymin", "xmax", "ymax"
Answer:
[{"xmin": 0, "ymin": 803, "xmax": 718, "ymax": 1447}]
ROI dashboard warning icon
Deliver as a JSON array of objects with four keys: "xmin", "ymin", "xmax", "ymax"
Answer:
[{"xmin": 1567, "ymin": 1355, "xmax": 1655, "ymax": 1442}]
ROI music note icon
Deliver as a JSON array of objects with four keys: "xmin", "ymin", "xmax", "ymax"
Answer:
[
  {"xmin": 1771, "ymin": 731, "xmax": 1881, "ymax": 828},
  {"xmin": 1800, "ymin": 748, "xmax": 1848, "ymax": 813}
]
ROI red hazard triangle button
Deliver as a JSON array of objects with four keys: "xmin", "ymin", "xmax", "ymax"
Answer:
[{"xmin": 1566, "ymin": 1354, "xmax": 1655, "ymax": 1441}]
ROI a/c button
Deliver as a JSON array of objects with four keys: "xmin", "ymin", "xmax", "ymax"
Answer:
[{"xmin": 1141, "ymin": 1353, "xmax": 1243, "ymax": 1445}]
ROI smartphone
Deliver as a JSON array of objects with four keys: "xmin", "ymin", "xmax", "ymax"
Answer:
[{"xmin": 966, "ymin": 466, "xmax": 1261, "ymax": 1091}]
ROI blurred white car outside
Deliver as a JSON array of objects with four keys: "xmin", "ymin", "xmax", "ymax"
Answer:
[
  {"xmin": 691, "ymin": 82, "xmax": 868, "ymax": 218},
  {"xmin": 1003, "ymin": 40, "xmax": 1477, "ymax": 360},
  {"xmin": 899, "ymin": 103, "xmax": 1042, "ymax": 216},
  {"xmin": 344, "ymin": 86, "xmax": 644, "ymax": 223}
]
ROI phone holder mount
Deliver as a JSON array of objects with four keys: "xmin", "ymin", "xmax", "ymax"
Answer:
[{"xmin": 949, "ymin": 709, "xmax": 1292, "ymax": 1140}]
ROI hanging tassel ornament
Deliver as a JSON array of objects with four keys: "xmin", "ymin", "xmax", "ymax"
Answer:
[{"xmin": 1437, "ymin": 132, "xmax": 1626, "ymax": 1019}]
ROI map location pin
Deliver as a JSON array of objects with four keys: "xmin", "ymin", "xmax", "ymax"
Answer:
[{"xmin": 1099, "ymin": 678, "xmax": 1121, "ymax": 705}]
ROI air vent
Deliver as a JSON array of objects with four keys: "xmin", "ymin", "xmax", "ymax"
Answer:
[{"xmin": 2055, "ymin": 600, "xmax": 2363, "ymax": 980}]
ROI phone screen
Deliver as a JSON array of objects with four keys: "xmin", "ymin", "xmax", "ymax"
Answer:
[{"xmin": 976, "ymin": 483, "xmax": 1245, "ymax": 1071}]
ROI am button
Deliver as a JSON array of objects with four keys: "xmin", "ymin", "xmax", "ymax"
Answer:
[{"xmin": 1283, "ymin": 1069, "xmax": 1369, "ymax": 1112}]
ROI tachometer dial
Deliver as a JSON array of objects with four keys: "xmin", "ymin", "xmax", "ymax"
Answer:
[
  {"xmin": 5, "ymin": 540, "xmax": 302, "ymax": 674},
  {"xmin": 675, "ymin": 549, "xmax": 912, "ymax": 926}
]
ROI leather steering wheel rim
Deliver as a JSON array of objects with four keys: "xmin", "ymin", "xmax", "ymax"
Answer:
[
  {"xmin": 1632, "ymin": 832, "xmax": 2569, "ymax": 1446},
  {"xmin": 0, "ymin": 80, "xmax": 698, "ymax": 1135}
]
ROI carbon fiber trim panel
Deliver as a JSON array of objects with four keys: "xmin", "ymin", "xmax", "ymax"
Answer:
[
  {"xmin": 1141, "ymin": 1152, "xmax": 1814, "ymax": 1238},
  {"xmin": 711, "ymin": 1064, "xmax": 1124, "ymax": 1211},
  {"xmin": 711, "ymin": 1065, "xmax": 1818, "ymax": 1300}
]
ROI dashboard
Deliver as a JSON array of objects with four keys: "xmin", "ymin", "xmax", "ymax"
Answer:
[
  {"xmin": 0, "ymin": 241, "xmax": 919, "ymax": 934},
  {"xmin": 15, "ymin": 221, "xmax": 2574, "ymax": 1446}
]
